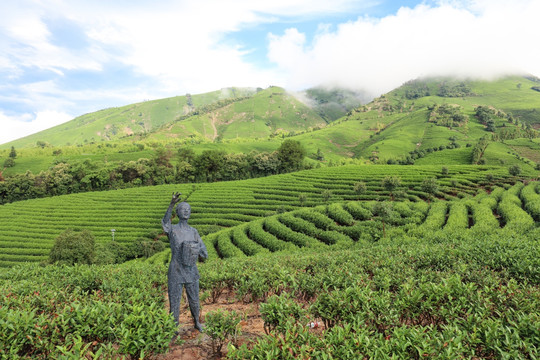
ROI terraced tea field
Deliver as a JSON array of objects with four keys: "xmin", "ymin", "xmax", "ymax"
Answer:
[
  {"xmin": 0, "ymin": 165, "xmax": 517, "ymax": 267},
  {"xmin": 144, "ymin": 181, "xmax": 540, "ymax": 264}
]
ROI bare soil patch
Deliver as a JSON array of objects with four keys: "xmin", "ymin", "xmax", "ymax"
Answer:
[{"xmin": 160, "ymin": 290, "xmax": 265, "ymax": 359}]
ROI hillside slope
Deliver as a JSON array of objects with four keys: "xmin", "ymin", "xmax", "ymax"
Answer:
[
  {"xmin": 1, "ymin": 75, "xmax": 539, "ymax": 176},
  {"xmin": 287, "ymin": 75, "xmax": 540, "ymax": 167},
  {"xmin": 0, "ymin": 87, "xmax": 258, "ymax": 148},
  {"xmin": 1, "ymin": 86, "xmax": 360, "ymax": 150},
  {"xmin": 143, "ymin": 87, "xmax": 326, "ymax": 142}
]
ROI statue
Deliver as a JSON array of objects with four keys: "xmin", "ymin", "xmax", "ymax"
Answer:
[{"xmin": 162, "ymin": 192, "xmax": 208, "ymax": 332}]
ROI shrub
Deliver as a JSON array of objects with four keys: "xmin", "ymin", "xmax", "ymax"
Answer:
[
  {"xmin": 322, "ymin": 189, "xmax": 333, "ymax": 203},
  {"xmin": 344, "ymin": 202, "xmax": 372, "ymax": 220},
  {"xmin": 205, "ymin": 309, "xmax": 243, "ymax": 355},
  {"xmin": 509, "ymin": 165, "xmax": 522, "ymax": 177},
  {"xmin": 124, "ymin": 238, "xmax": 166, "ymax": 260},
  {"xmin": 298, "ymin": 193, "xmax": 307, "ymax": 206},
  {"xmin": 260, "ymin": 294, "xmax": 304, "ymax": 334},
  {"xmin": 382, "ymin": 175, "xmax": 401, "ymax": 200},
  {"xmin": 94, "ymin": 241, "xmax": 125, "ymax": 265},
  {"xmin": 421, "ymin": 177, "xmax": 439, "ymax": 203},
  {"xmin": 327, "ymin": 203, "xmax": 354, "ymax": 226},
  {"xmin": 49, "ymin": 229, "xmax": 95, "ymax": 265},
  {"xmin": 3, "ymin": 158, "xmax": 15, "ymax": 168},
  {"xmin": 353, "ymin": 181, "xmax": 367, "ymax": 195}
]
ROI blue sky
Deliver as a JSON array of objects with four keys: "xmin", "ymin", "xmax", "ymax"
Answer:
[{"xmin": 1, "ymin": 0, "xmax": 539, "ymax": 145}]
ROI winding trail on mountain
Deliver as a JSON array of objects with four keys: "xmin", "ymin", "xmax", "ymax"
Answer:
[{"xmin": 210, "ymin": 113, "xmax": 218, "ymax": 141}]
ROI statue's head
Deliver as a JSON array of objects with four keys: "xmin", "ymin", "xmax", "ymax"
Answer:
[{"xmin": 176, "ymin": 202, "xmax": 191, "ymax": 220}]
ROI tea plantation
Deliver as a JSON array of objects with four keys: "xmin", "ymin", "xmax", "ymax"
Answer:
[
  {"xmin": 0, "ymin": 164, "xmax": 518, "ymax": 267},
  {"xmin": 1, "ymin": 186, "xmax": 538, "ymax": 358}
]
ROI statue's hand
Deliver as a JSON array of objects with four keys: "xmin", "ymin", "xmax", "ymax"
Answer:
[{"xmin": 171, "ymin": 191, "xmax": 182, "ymax": 204}]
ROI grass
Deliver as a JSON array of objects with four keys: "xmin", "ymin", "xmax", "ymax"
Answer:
[
  {"xmin": 482, "ymin": 142, "xmax": 536, "ymax": 170},
  {"xmin": 415, "ymin": 147, "xmax": 473, "ymax": 165},
  {"xmin": 505, "ymin": 138, "xmax": 540, "ymax": 163},
  {"xmin": 144, "ymin": 87, "xmax": 326, "ymax": 142}
]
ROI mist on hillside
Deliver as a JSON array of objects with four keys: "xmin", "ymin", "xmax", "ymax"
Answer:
[{"xmin": 291, "ymin": 86, "xmax": 374, "ymax": 123}]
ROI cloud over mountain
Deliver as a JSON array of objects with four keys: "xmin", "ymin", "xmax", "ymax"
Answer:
[{"xmin": 267, "ymin": 0, "xmax": 540, "ymax": 95}]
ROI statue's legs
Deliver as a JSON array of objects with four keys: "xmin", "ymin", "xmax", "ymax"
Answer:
[
  {"xmin": 185, "ymin": 281, "xmax": 204, "ymax": 332},
  {"xmin": 168, "ymin": 275, "xmax": 181, "ymax": 326}
]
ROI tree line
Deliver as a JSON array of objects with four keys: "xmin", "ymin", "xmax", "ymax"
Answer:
[{"xmin": 0, "ymin": 140, "xmax": 307, "ymax": 205}]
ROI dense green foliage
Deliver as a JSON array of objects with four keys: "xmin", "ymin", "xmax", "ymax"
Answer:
[
  {"xmin": 205, "ymin": 309, "xmax": 243, "ymax": 355},
  {"xmin": 2, "ymin": 76, "xmax": 539, "ymax": 179},
  {"xmin": 0, "ymin": 88, "xmax": 259, "ymax": 149},
  {"xmin": 0, "ymin": 141, "xmax": 310, "ymax": 204},
  {"xmin": 0, "ymin": 262, "xmax": 176, "ymax": 359},
  {"xmin": 147, "ymin": 180, "xmax": 540, "ymax": 266},
  {"xmin": 48, "ymin": 229, "xmax": 96, "ymax": 265},
  {"xmin": 3, "ymin": 211, "xmax": 537, "ymax": 359},
  {"xmin": 225, "ymin": 232, "xmax": 538, "ymax": 359}
]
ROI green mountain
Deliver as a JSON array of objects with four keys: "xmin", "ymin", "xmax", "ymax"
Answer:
[
  {"xmin": 1, "ymin": 75, "xmax": 539, "ymax": 360},
  {"xmin": 142, "ymin": 87, "xmax": 327, "ymax": 142},
  {"xmin": 300, "ymin": 87, "xmax": 371, "ymax": 123},
  {"xmin": 0, "ymin": 87, "xmax": 259, "ymax": 149},
  {"xmin": 287, "ymin": 75, "xmax": 540, "ymax": 168},
  {"xmin": 1, "ymin": 86, "xmax": 339, "ymax": 149},
  {"xmin": 1, "ymin": 75, "xmax": 539, "ymax": 176}
]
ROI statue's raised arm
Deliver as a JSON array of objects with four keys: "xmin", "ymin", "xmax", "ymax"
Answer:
[
  {"xmin": 171, "ymin": 191, "xmax": 182, "ymax": 204},
  {"xmin": 162, "ymin": 192, "xmax": 182, "ymax": 234}
]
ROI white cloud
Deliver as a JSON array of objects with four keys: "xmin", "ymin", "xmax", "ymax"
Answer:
[
  {"xmin": 0, "ymin": 110, "xmax": 72, "ymax": 145},
  {"xmin": 0, "ymin": 3, "xmax": 103, "ymax": 75},
  {"xmin": 1, "ymin": 0, "xmax": 539, "ymax": 144},
  {"xmin": 267, "ymin": 0, "xmax": 540, "ymax": 94}
]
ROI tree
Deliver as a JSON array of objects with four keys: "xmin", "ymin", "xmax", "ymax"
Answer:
[
  {"xmin": 315, "ymin": 148, "xmax": 324, "ymax": 161},
  {"xmin": 486, "ymin": 119, "xmax": 496, "ymax": 132},
  {"xmin": 298, "ymin": 193, "xmax": 307, "ymax": 206},
  {"xmin": 277, "ymin": 140, "xmax": 306, "ymax": 173},
  {"xmin": 421, "ymin": 177, "xmax": 439, "ymax": 203},
  {"xmin": 509, "ymin": 165, "xmax": 522, "ymax": 177},
  {"xmin": 322, "ymin": 189, "xmax": 333, "ymax": 203},
  {"xmin": 177, "ymin": 147, "xmax": 196, "ymax": 163},
  {"xmin": 36, "ymin": 140, "xmax": 48, "ymax": 148},
  {"xmin": 153, "ymin": 147, "xmax": 173, "ymax": 168},
  {"xmin": 381, "ymin": 175, "xmax": 401, "ymax": 201},
  {"xmin": 49, "ymin": 229, "xmax": 96, "ymax": 265},
  {"xmin": 353, "ymin": 181, "xmax": 367, "ymax": 198},
  {"xmin": 9, "ymin": 146, "xmax": 17, "ymax": 159},
  {"xmin": 3, "ymin": 158, "xmax": 15, "ymax": 168},
  {"xmin": 249, "ymin": 151, "xmax": 281, "ymax": 176},
  {"xmin": 373, "ymin": 201, "xmax": 393, "ymax": 238},
  {"xmin": 221, "ymin": 153, "xmax": 250, "ymax": 181},
  {"xmin": 193, "ymin": 150, "xmax": 226, "ymax": 182}
]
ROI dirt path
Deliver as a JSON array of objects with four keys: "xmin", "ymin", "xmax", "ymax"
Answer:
[
  {"xmin": 160, "ymin": 290, "xmax": 265, "ymax": 359},
  {"xmin": 210, "ymin": 114, "xmax": 218, "ymax": 141}
]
